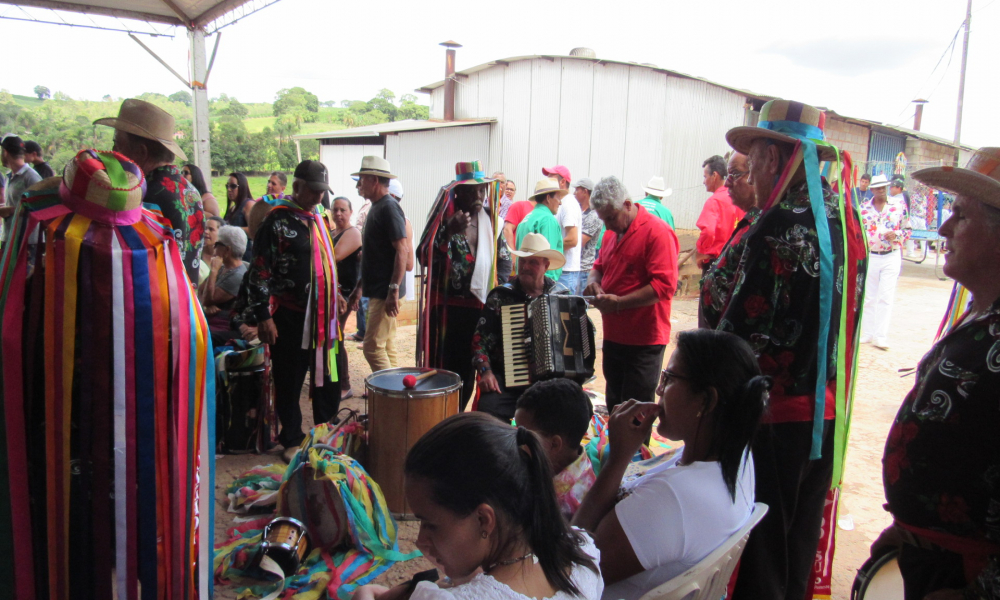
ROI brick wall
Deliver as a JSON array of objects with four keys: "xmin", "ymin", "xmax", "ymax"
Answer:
[
  {"xmin": 904, "ymin": 139, "xmax": 959, "ymax": 168},
  {"xmin": 825, "ymin": 118, "xmax": 870, "ymax": 162}
]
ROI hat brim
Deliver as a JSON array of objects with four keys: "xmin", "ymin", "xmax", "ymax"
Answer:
[
  {"xmin": 509, "ymin": 248, "xmax": 566, "ymax": 271},
  {"xmin": 351, "ymin": 169, "xmax": 397, "ymax": 179},
  {"xmin": 94, "ymin": 117, "xmax": 187, "ymax": 162},
  {"xmin": 643, "ymin": 187, "xmax": 673, "ymax": 198},
  {"xmin": 726, "ymin": 126, "xmax": 837, "ymax": 162},
  {"xmin": 868, "ymin": 182, "xmax": 890, "ymax": 189},
  {"xmin": 913, "ymin": 167, "xmax": 1000, "ymax": 209},
  {"xmin": 529, "ymin": 188, "xmax": 570, "ymax": 201},
  {"xmin": 445, "ymin": 178, "xmax": 495, "ymax": 192}
]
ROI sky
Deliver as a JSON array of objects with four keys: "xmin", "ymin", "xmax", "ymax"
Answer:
[{"xmin": 1, "ymin": 0, "xmax": 997, "ymax": 149}]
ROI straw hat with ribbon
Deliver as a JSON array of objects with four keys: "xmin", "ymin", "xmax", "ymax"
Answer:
[
  {"xmin": 351, "ymin": 155, "xmax": 397, "ymax": 179},
  {"xmin": 509, "ymin": 232, "xmax": 566, "ymax": 270},
  {"xmin": 727, "ymin": 99, "xmax": 837, "ymax": 162},
  {"xmin": 94, "ymin": 98, "xmax": 187, "ymax": 162},
  {"xmin": 643, "ymin": 176, "xmax": 673, "ymax": 198},
  {"xmin": 913, "ymin": 147, "xmax": 1000, "ymax": 210},
  {"xmin": 529, "ymin": 178, "xmax": 569, "ymax": 201},
  {"xmin": 451, "ymin": 161, "xmax": 494, "ymax": 186}
]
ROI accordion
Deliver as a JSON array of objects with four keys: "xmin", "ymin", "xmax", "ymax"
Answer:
[{"xmin": 501, "ymin": 294, "xmax": 596, "ymax": 388}]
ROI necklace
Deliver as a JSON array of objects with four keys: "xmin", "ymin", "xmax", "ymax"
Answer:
[{"xmin": 484, "ymin": 551, "xmax": 536, "ymax": 573}]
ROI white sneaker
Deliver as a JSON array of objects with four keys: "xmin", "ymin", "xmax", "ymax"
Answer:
[
  {"xmin": 860, "ymin": 336, "xmax": 873, "ymax": 344},
  {"xmin": 873, "ymin": 342, "xmax": 890, "ymax": 351}
]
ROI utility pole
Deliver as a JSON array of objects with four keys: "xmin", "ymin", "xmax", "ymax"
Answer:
[{"xmin": 954, "ymin": 0, "xmax": 972, "ymax": 165}]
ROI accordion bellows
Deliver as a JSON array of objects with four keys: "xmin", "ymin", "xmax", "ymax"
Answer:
[
  {"xmin": 0, "ymin": 151, "xmax": 214, "ymax": 599},
  {"xmin": 502, "ymin": 294, "xmax": 596, "ymax": 388}
]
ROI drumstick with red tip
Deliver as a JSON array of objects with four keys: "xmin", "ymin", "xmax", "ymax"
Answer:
[{"xmin": 403, "ymin": 369, "xmax": 438, "ymax": 389}]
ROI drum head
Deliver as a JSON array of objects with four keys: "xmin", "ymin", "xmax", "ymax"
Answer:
[
  {"xmin": 854, "ymin": 550, "xmax": 903, "ymax": 600},
  {"xmin": 366, "ymin": 368, "xmax": 462, "ymax": 398}
]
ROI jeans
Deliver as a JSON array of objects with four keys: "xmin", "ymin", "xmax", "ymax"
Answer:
[
  {"xmin": 557, "ymin": 270, "xmax": 582, "ymax": 295},
  {"xmin": 355, "ymin": 296, "xmax": 370, "ymax": 337},
  {"xmin": 363, "ymin": 297, "xmax": 398, "ymax": 373}
]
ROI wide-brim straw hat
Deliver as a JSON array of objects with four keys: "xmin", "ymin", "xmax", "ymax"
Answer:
[
  {"xmin": 727, "ymin": 99, "xmax": 838, "ymax": 162},
  {"xmin": 913, "ymin": 147, "xmax": 1000, "ymax": 209},
  {"xmin": 351, "ymin": 155, "xmax": 397, "ymax": 179},
  {"xmin": 643, "ymin": 176, "xmax": 673, "ymax": 198},
  {"xmin": 60, "ymin": 149, "xmax": 146, "ymax": 214},
  {"xmin": 529, "ymin": 178, "xmax": 569, "ymax": 201},
  {"xmin": 452, "ymin": 160, "xmax": 494, "ymax": 186},
  {"xmin": 94, "ymin": 98, "xmax": 187, "ymax": 161},
  {"xmin": 868, "ymin": 173, "xmax": 891, "ymax": 189},
  {"xmin": 509, "ymin": 232, "xmax": 566, "ymax": 270}
]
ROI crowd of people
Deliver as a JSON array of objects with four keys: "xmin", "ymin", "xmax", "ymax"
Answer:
[{"xmin": 2, "ymin": 93, "xmax": 997, "ymax": 600}]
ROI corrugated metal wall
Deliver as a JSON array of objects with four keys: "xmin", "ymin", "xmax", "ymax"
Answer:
[
  {"xmin": 386, "ymin": 124, "xmax": 492, "ymax": 235},
  {"xmin": 661, "ymin": 78, "xmax": 747, "ymax": 228},
  {"xmin": 320, "ymin": 141, "xmax": 385, "ymax": 221},
  {"xmin": 621, "ymin": 67, "xmax": 668, "ymax": 205}
]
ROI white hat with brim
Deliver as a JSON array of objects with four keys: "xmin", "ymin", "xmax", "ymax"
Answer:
[
  {"xmin": 351, "ymin": 155, "xmax": 397, "ymax": 179},
  {"xmin": 94, "ymin": 98, "xmax": 187, "ymax": 161},
  {"xmin": 643, "ymin": 176, "xmax": 673, "ymax": 198},
  {"xmin": 868, "ymin": 174, "xmax": 891, "ymax": 189},
  {"xmin": 529, "ymin": 178, "xmax": 569, "ymax": 202},
  {"xmin": 509, "ymin": 232, "xmax": 566, "ymax": 271},
  {"xmin": 913, "ymin": 147, "xmax": 1000, "ymax": 210}
]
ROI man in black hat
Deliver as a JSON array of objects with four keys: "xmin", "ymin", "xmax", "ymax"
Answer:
[
  {"xmin": 23, "ymin": 141, "xmax": 54, "ymax": 179},
  {"xmin": 0, "ymin": 136, "xmax": 42, "ymax": 241},
  {"xmin": 236, "ymin": 159, "xmax": 342, "ymax": 462}
]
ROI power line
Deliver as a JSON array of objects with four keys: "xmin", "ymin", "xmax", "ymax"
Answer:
[{"xmin": 895, "ymin": 20, "xmax": 963, "ymax": 116}]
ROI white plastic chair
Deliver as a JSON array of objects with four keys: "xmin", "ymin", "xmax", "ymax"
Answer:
[{"xmin": 637, "ymin": 502, "xmax": 769, "ymax": 600}]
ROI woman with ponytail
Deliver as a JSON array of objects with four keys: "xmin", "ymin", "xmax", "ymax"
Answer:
[
  {"xmin": 572, "ymin": 329, "xmax": 769, "ymax": 600},
  {"xmin": 354, "ymin": 412, "xmax": 602, "ymax": 600}
]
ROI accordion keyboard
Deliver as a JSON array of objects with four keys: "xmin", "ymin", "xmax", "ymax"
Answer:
[{"xmin": 501, "ymin": 304, "xmax": 532, "ymax": 388}]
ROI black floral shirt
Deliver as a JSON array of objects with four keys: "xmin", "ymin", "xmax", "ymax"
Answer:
[
  {"xmin": 708, "ymin": 180, "xmax": 867, "ymax": 423},
  {"xmin": 424, "ymin": 207, "xmax": 511, "ymax": 301},
  {"xmin": 700, "ymin": 207, "xmax": 762, "ymax": 326},
  {"xmin": 884, "ymin": 298, "xmax": 1000, "ymax": 597},
  {"xmin": 239, "ymin": 205, "xmax": 317, "ymax": 324},
  {"xmin": 471, "ymin": 278, "xmax": 567, "ymax": 387},
  {"xmin": 144, "ymin": 165, "xmax": 204, "ymax": 283}
]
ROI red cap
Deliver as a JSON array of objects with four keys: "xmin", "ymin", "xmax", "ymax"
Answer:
[{"xmin": 542, "ymin": 165, "xmax": 571, "ymax": 183}]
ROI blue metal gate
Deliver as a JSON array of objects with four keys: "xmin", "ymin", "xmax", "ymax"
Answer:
[{"xmin": 867, "ymin": 131, "xmax": 906, "ymax": 177}]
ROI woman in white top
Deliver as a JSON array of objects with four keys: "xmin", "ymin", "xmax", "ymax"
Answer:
[
  {"xmin": 354, "ymin": 413, "xmax": 603, "ymax": 600},
  {"xmin": 572, "ymin": 329, "xmax": 770, "ymax": 600}
]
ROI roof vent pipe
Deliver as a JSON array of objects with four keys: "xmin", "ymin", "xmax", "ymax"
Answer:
[
  {"xmin": 440, "ymin": 41, "xmax": 462, "ymax": 121},
  {"xmin": 569, "ymin": 47, "xmax": 596, "ymax": 58},
  {"xmin": 912, "ymin": 99, "xmax": 928, "ymax": 131}
]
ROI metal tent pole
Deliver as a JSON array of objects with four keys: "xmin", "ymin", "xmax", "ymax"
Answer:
[{"xmin": 189, "ymin": 27, "xmax": 212, "ymax": 176}]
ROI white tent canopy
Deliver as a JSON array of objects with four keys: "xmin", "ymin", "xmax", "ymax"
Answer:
[{"xmin": 0, "ymin": 0, "xmax": 282, "ymax": 174}]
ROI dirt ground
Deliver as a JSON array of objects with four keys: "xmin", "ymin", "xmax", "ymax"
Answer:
[{"xmin": 213, "ymin": 246, "xmax": 953, "ymax": 599}]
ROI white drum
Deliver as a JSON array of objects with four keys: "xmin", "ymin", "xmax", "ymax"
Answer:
[{"xmin": 852, "ymin": 550, "xmax": 904, "ymax": 600}]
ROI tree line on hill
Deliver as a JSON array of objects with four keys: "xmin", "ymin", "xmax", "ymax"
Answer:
[{"xmin": 0, "ymin": 86, "xmax": 429, "ymax": 175}]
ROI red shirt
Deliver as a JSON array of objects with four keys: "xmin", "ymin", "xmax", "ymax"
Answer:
[
  {"xmin": 504, "ymin": 200, "xmax": 534, "ymax": 228},
  {"xmin": 593, "ymin": 205, "xmax": 678, "ymax": 346},
  {"xmin": 695, "ymin": 186, "xmax": 744, "ymax": 260}
]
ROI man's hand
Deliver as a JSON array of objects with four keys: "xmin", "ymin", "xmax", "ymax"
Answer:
[
  {"xmin": 257, "ymin": 318, "xmax": 278, "ymax": 345},
  {"xmin": 0, "ymin": 206, "xmax": 15, "ymax": 219},
  {"xmin": 583, "ymin": 281, "xmax": 605, "ymax": 297},
  {"xmin": 348, "ymin": 289, "xmax": 361, "ymax": 312},
  {"xmin": 203, "ymin": 305, "xmax": 220, "ymax": 316},
  {"xmin": 591, "ymin": 293, "xmax": 621, "ymax": 313},
  {"xmin": 479, "ymin": 370, "xmax": 500, "ymax": 393},
  {"xmin": 384, "ymin": 290, "xmax": 400, "ymax": 317},
  {"xmin": 239, "ymin": 324, "xmax": 258, "ymax": 342},
  {"xmin": 447, "ymin": 211, "xmax": 472, "ymax": 236},
  {"xmin": 885, "ymin": 230, "xmax": 898, "ymax": 243}
]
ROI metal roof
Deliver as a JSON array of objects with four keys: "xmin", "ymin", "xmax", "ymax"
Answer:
[
  {"xmin": 292, "ymin": 118, "xmax": 496, "ymax": 141},
  {"xmin": 0, "ymin": 0, "xmax": 277, "ymax": 32},
  {"xmin": 416, "ymin": 54, "xmax": 774, "ymax": 102},
  {"xmin": 824, "ymin": 110, "xmax": 975, "ymax": 151}
]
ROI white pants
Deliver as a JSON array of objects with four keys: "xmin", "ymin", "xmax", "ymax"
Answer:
[
  {"xmin": 907, "ymin": 217, "xmax": 926, "ymax": 254},
  {"xmin": 861, "ymin": 249, "xmax": 902, "ymax": 346}
]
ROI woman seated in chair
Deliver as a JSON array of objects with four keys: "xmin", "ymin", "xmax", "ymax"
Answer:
[
  {"xmin": 354, "ymin": 412, "xmax": 603, "ymax": 600},
  {"xmin": 572, "ymin": 329, "xmax": 770, "ymax": 600},
  {"xmin": 200, "ymin": 225, "xmax": 249, "ymax": 347}
]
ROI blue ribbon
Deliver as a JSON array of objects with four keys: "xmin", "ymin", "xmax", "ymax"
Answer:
[
  {"xmin": 758, "ymin": 120, "xmax": 825, "ymax": 142},
  {"xmin": 455, "ymin": 171, "xmax": 486, "ymax": 181}
]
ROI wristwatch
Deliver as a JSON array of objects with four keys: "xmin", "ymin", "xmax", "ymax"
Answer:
[
  {"xmin": 478, "ymin": 364, "xmax": 491, "ymax": 376},
  {"xmin": 388, "ymin": 283, "xmax": 399, "ymax": 291}
]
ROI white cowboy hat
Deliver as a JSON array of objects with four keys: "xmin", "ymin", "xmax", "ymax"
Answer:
[
  {"xmin": 643, "ymin": 176, "xmax": 673, "ymax": 198},
  {"xmin": 351, "ymin": 155, "xmax": 397, "ymax": 179},
  {"xmin": 914, "ymin": 147, "xmax": 1000, "ymax": 210},
  {"xmin": 509, "ymin": 232, "xmax": 566, "ymax": 270},
  {"xmin": 528, "ymin": 178, "xmax": 569, "ymax": 201},
  {"xmin": 94, "ymin": 98, "xmax": 187, "ymax": 161},
  {"xmin": 868, "ymin": 174, "xmax": 891, "ymax": 189}
]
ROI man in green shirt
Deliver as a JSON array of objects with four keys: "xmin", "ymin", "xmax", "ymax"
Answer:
[
  {"xmin": 516, "ymin": 178, "xmax": 567, "ymax": 281},
  {"xmin": 637, "ymin": 175, "xmax": 675, "ymax": 229}
]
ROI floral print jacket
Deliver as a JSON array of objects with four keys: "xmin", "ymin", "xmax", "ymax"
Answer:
[
  {"xmin": 707, "ymin": 180, "xmax": 867, "ymax": 423},
  {"xmin": 860, "ymin": 196, "xmax": 909, "ymax": 253},
  {"xmin": 700, "ymin": 207, "xmax": 762, "ymax": 327},
  {"xmin": 884, "ymin": 298, "xmax": 1000, "ymax": 598},
  {"xmin": 144, "ymin": 165, "xmax": 204, "ymax": 283}
]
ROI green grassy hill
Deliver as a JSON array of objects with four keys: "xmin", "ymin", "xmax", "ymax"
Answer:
[{"xmin": 12, "ymin": 94, "xmax": 44, "ymax": 108}]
